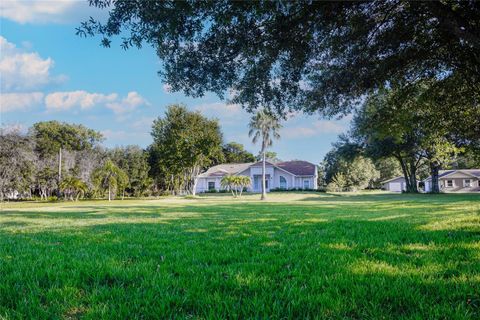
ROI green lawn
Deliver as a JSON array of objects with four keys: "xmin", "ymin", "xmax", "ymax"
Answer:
[{"xmin": 1, "ymin": 192, "xmax": 479, "ymax": 319}]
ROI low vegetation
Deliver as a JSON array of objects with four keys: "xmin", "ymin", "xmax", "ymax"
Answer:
[{"xmin": 1, "ymin": 192, "xmax": 479, "ymax": 319}]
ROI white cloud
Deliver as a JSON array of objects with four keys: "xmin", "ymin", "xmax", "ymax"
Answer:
[
  {"xmin": 0, "ymin": 92, "xmax": 44, "ymax": 112},
  {"xmin": 0, "ymin": 0, "xmax": 103, "ymax": 24},
  {"xmin": 106, "ymin": 91, "xmax": 150, "ymax": 114},
  {"xmin": 194, "ymin": 102, "xmax": 243, "ymax": 118},
  {"xmin": 282, "ymin": 120, "xmax": 346, "ymax": 139},
  {"xmin": 0, "ymin": 36, "xmax": 62, "ymax": 91},
  {"xmin": 44, "ymin": 90, "xmax": 149, "ymax": 114},
  {"xmin": 45, "ymin": 90, "xmax": 117, "ymax": 111}
]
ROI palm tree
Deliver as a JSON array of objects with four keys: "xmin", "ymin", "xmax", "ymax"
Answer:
[
  {"xmin": 60, "ymin": 176, "xmax": 88, "ymax": 201},
  {"xmin": 248, "ymin": 110, "xmax": 282, "ymax": 200},
  {"xmin": 221, "ymin": 175, "xmax": 238, "ymax": 197},
  {"xmin": 91, "ymin": 159, "xmax": 129, "ymax": 201},
  {"xmin": 237, "ymin": 175, "xmax": 251, "ymax": 197},
  {"xmin": 221, "ymin": 175, "xmax": 252, "ymax": 198}
]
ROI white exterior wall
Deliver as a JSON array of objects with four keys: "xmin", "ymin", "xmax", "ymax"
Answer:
[
  {"xmin": 273, "ymin": 170, "xmax": 295, "ymax": 189},
  {"xmin": 297, "ymin": 177, "xmax": 315, "ymax": 189},
  {"xmin": 195, "ymin": 177, "xmax": 222, "ymax": 193},
  {"xmin": 250, "ymin": 166, "xmax": 274, "ymax": 177},
  {"xmin": 424, "ymin": 180, "xmax": 431, "ymax": 192},
  {"xmin": 195, "ymin": 163, "xmax": 318, "ymax": 193}
]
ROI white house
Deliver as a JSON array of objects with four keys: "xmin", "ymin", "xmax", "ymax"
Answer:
[
  {"xmin": 424, "ymin": 169, "xmax": 480, "ymax": 193},
  {"xmin": 196, "ymin": 160, "xmax": 318, "ymax": 193}
]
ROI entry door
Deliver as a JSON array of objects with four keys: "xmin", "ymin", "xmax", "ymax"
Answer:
[
  {"xmin": 253, "ymin": 175, "xmax": 269, "ymax": 192},
  {"xmin": 254, "ymin": 176, "xmax": 260, "ymax": 192}
]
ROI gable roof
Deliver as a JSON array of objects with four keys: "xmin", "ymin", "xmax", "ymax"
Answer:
[
  {"xmin": 198, "ymin": 163, "xmax": 254, "ymax": 178},
  {"xmin": 423, "ymin": 169, "xmax": 480, "ymax": 181},
  {"xmin": 250, "ymin": 160, "xmax": 276, "ymax": 167},
  {"xmin": 381, "ymin": 176, "xmax": 405, "ymax": 184},
  {"xmin": 198, "ymin": 160, "xmax": 317, "ymax": 178}
]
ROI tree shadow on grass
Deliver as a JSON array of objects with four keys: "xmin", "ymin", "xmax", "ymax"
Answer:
[{"xmin": 1, "ymin": 213, "xmax": 479, "ymax": 319}]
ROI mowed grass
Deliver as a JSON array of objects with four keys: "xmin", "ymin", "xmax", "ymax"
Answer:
[{"xmin": 1, "ymin": 192, "xmax": 479, "ymax": 319}]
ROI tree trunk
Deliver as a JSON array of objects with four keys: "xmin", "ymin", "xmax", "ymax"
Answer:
[
  {"xmin": 430, "ymin": 162, "xmax": 440, "ymax": 193},
  {"xmin": 261, "ymin": 149, "xmax": 266, "ymax": 200},
  {"xmin": 396, "ymin": 155, "xmax": 418, "ymax": 193},
  {"xmin": 108, "ymin": 185, "xmax": 111, "ymax": 201},
  {"xmin": 191, "ymin": 166, "xmax": 200, "ymax": 196},
  {"xmin": 408, "ymin": 159, "xmax": 418, "ymax": 193},
  {"xmin": 57, "ymin": 147, "xmax": 62, "ymax": 197},
  {"xmin": 397, "ymin": 156, "xmax": 411, "ymax": 192}
]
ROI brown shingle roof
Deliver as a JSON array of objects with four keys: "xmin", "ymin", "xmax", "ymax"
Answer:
[{"xmin": 275, "ymin": 161, "xmax": 316, "ymax": 176}]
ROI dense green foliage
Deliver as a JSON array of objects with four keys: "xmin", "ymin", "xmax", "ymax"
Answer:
[
  {"xmin": 1, "ymin": 193, "xmax": 479, "ymax": 318},
  {"xmin": 0, "ymin": 128, "xmax": 35, "ymax": 200},
  {"xmin": 92, "ymin": 159, "xmax": 129, "ymax": 201},
  {"xmin": 79, "ymin": 1, "xmax": 480, "ymax": 128},
  {"xmin": 256, "ymin": 151, "xmax": 281, "ymax": 162},
  {"xmin": 108, "ymin": 146, "xmax": 152, "ymax": 197},
  {"xmin": 326, "ymin": 156, "xmax": 380, "ymax": 192},
  {"xmin": 59, "ymin": 176, "xmax": 88, "ymax": 201},
  {"xmin": 221, "ymin": 142, "xmax": 255, "ymax": 164},
  {"xmin": 352, "ymin": 83, "xmax": 467, "ymax": 193},
  {"xmin": 149, "ymin": 104, "xmax": 224, "ymax": 195},
  {"xmin": 31, "ymin": 121, "xmax": 103, "ymax": 158}
]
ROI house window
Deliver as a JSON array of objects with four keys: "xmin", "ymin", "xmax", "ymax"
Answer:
[
  {"xmin": 464, "ymin": 179, "xmax": 471, "ymax": 187},
  {"xmin": 279, "ymin": 176, "xmax": 287, "ymax": 189},
  {"xmin": 208, "ymin": 181, "xmax": 215, "ymax": 190},
  {"xmin": 303, "ymin": 179, "xmax": 310, "ymax": 189},
  {"xmin": 446, "ymin": 180, "xmax": 454, "ymax": 187}
]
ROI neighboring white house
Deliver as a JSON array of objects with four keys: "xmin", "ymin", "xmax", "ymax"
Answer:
[
  {"xmin": 424, "ymin": 169, "xmax": 480, "ymax": 193},
  {"xmin": 196, "ymin": 160, "xmax": 318, "ymax": 193}
]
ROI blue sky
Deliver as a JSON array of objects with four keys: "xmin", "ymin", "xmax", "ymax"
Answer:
[{"xmin": 0, "ymin": 0, "xmax": 351, "ymax": 163}]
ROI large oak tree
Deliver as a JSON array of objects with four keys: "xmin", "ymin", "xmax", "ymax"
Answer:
[{"xmin": 79, "ymin": 0, "xmax": 479, "ymax": 124}]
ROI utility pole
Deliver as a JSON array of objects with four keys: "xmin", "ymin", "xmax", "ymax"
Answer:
[{"xmin": 58, "ymin": 147, "xmax": 62, "ymax": 182}]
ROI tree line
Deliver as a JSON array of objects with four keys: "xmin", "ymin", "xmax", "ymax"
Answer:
[
  {"xmin": 319, "ymin": 81, "xmax": 480, "ymax": 193},
  {"xmin": 0, "ymin": 104, "xmax": 259, "ymax": 201}
]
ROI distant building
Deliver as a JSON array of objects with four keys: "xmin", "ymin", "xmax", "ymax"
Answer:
[
  {"xmin": 382, "ymin": 176, "xmax": 409, "ymax": 192},
  {"xmin": 196, "ymin": 160, "xmax": 318, "ymax": 193},
  {"xmin": 423, "ymin": 169, "xmax": 480, "ymax": 193}
]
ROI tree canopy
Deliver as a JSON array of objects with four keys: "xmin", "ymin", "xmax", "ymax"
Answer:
[
  {"xmin": 149, "ymin": 104, "xmax": 224, "ymax": 194},
  {"xmin": 79, "ymin": 1, "xmax": 480, "ymax": 119},
  {"xmin": 31, "ymin": 121, "xmax": 103, "ymax": 158},
  {"xmin": 222, "ymin": 142, "xmax": 255, "ymax": 163}
]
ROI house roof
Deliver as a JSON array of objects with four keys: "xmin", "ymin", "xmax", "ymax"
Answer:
[
  {"xmin": 276, "ymin": 161, "xmax": 316, "ymax": 176},
  {"xmin": 381, "ymin": 176, "xmax": 405, "ymax": 184},
  {"xmin": 423, "ymin": 169, "xmax": 480, "ymax": 181},
  {"xmin": 198, "ymin": 160, "xmax": 316, "ymax": 178},
  {"xmin": 198, "ymin": 163, "xmax": 254, "ymax": 178}
]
